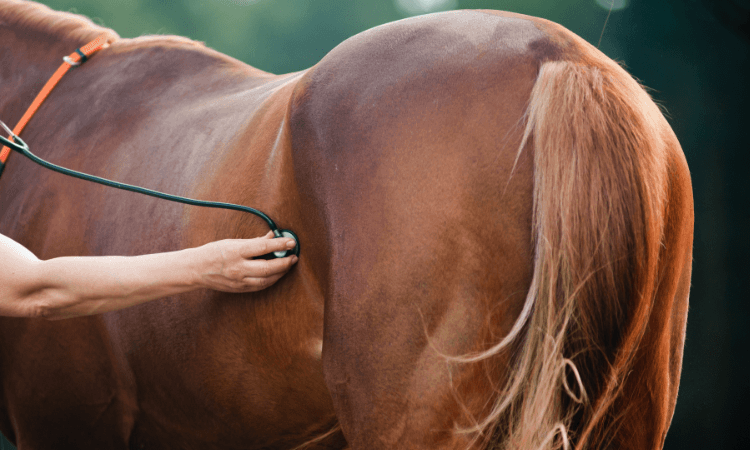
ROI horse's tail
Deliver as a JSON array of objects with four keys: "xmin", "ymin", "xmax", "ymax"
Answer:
[{"xmin": 469, "ymin": 58, "xmax": 692, "ymax": 449}]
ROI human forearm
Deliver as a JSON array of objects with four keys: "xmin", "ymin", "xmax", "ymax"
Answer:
[
  {"xmin": 11, "ymin": 235, "xmax": 297, "ymax": 320},
  {"xmin": 29, "ymin": 247, "xmax": 204, "ymax": 319}
]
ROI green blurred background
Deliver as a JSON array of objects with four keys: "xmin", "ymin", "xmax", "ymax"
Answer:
[{"xmin": 1, "ymin": 0, "xmax": 747, "ymax": 449}]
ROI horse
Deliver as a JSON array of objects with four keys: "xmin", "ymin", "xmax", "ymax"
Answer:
[{"xmin": 0, "ymin": 1, "xmax": 694, "ymax": 449}]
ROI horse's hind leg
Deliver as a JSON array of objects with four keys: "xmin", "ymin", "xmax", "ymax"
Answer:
[
  {"xmin": 324, "ymin": 299, "xmax": 467, "ymax": 448},
  {"xmin": 321, "ymin": 242, "xmax": 532, "ymax": 450},
  {"xmin": 319, "ymin": 166, "xmax": 535, "ymax": 449}
]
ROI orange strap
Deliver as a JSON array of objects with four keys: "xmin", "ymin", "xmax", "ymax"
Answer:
[{"xmin": 0, "ymin": 35, "xmax": 111, "ymax": 166}]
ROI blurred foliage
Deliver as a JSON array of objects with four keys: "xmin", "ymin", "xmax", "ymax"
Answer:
[
  {"xmin": 2, "ymin": 0, "xmax": 748, "ymax": 449},
  {"xmin": 30, "ymin": 0, "xmax": 632, "ymax": 74}
]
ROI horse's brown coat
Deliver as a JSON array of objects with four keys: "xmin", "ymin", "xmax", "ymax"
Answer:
[{"xmin": 0, "ymin": 2, "xmax": 692, "ymax": 449}]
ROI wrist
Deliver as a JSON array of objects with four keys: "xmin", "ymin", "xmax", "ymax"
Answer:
[{"xmin": 181, "ymin": 245, "xmax": 212, "ymax": 289}]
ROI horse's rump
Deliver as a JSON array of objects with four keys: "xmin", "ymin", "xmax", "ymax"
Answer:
[{"xmin": 290, "ymin": 10, "xmax": 693, "ymax": 449}]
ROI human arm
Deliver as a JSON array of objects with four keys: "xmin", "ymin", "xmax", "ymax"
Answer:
[{"xmin": 0, "ymin": 232, "xmax": 297, "ymax": 319}]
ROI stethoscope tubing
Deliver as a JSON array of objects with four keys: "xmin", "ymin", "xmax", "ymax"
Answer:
[{"xmin": 0, "ymin": 122, "xmax": 299, "ymax": 258}]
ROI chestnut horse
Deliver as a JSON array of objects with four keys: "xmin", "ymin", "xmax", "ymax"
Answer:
[{"xmin": 0, "ymin": 1, "xmax": 693, "ymax": 449}]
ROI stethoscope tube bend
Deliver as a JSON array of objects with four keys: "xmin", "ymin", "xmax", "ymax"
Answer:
[{"xmin": 0, "ymin": 123, "xmax": 299, "ymax": 258}]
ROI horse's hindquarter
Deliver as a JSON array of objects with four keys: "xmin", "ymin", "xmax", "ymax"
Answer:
[
  {"xmin": 0, "ymin": 37, "xmax": 335, "ymax": 448},
  {"xmin": 0, "ymin": 6, "xmax": 693, "ymax": 450},
  {"xmin": 288, "ymin": 10, "xmax": 693, "ymax": 450},
  {"xmin": 290, "ymin": 11, "xmax": 555, "ymax": 448}
]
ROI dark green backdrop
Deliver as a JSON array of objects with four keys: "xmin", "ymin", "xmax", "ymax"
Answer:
[{"xmin": 1, "ymin": 1, "xmax": 747, "ymax": 449}]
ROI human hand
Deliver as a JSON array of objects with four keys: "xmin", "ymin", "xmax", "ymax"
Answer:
[{"xmin": 196, "ymin": 231, "xmax": 298, "ymax": 293}]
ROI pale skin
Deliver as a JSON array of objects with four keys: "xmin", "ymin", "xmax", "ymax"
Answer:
[{"xmin": 0, "ymin": 231, "xmax": 297, "ymax": 320}]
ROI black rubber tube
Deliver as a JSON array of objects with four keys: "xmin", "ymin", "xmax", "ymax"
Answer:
[{"xmin": 0, "ymin": 134, "xmax": 280, "ymax": 232}]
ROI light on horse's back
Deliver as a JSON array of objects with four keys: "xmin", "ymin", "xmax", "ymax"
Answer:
[{"xmin": 0, "ymin": 2, "xmax": 692, "ymax": 449}]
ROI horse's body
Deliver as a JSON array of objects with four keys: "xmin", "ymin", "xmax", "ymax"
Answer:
[{"xmin": 0, "ymin": 2, "xmax": 693, "ymax": 449}]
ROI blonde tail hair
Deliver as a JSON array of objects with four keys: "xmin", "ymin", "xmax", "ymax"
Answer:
[{"xmin": 461, "ymin": 58, "xmax": 674, "ymax": 449}]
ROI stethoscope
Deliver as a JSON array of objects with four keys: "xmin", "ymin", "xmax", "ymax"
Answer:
[{"xmin": 0, "ymin": 120, "xmax": 299, "ymax": 259}]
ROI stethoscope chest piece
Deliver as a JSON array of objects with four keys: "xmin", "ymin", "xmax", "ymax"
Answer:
[{"xmin": 273, "ymin": 229, "xmax": 300, "ymax": 258}]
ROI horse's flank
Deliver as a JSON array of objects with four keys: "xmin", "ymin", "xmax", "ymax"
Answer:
[{"xmin": 0, "ymin": 2, "xmax": 692, "ymax": 449}]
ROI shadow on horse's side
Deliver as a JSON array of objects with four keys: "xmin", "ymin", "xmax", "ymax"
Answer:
[{"xmin": 0, "ymin": 1, "xmax": 693, "ymax": 449}]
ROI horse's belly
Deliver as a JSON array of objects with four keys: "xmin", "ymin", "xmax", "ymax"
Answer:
[
  {"xmin": 107, "ymin": 267, "xmax": 339, "ymax": 449},
  {"xmin": 0, "ymin": 316, "xmax": 137, "ymax": 449}
]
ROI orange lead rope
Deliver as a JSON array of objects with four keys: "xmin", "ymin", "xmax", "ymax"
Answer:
[{"xmin": 0, "ymin": 35, "xmax": 111, "ymax": 176}]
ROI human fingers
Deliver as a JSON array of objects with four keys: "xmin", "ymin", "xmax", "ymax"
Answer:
[
  {"xmin": 240, "ymin": 272, "xmax": 286, "ymax": 292},
  {"xmin": 243, "ymin": 254, "xmax": 298, "ymax": 278},
  {"xmin": 239, "ymin": 235, "xmax": 296, "ymax": 259}
]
